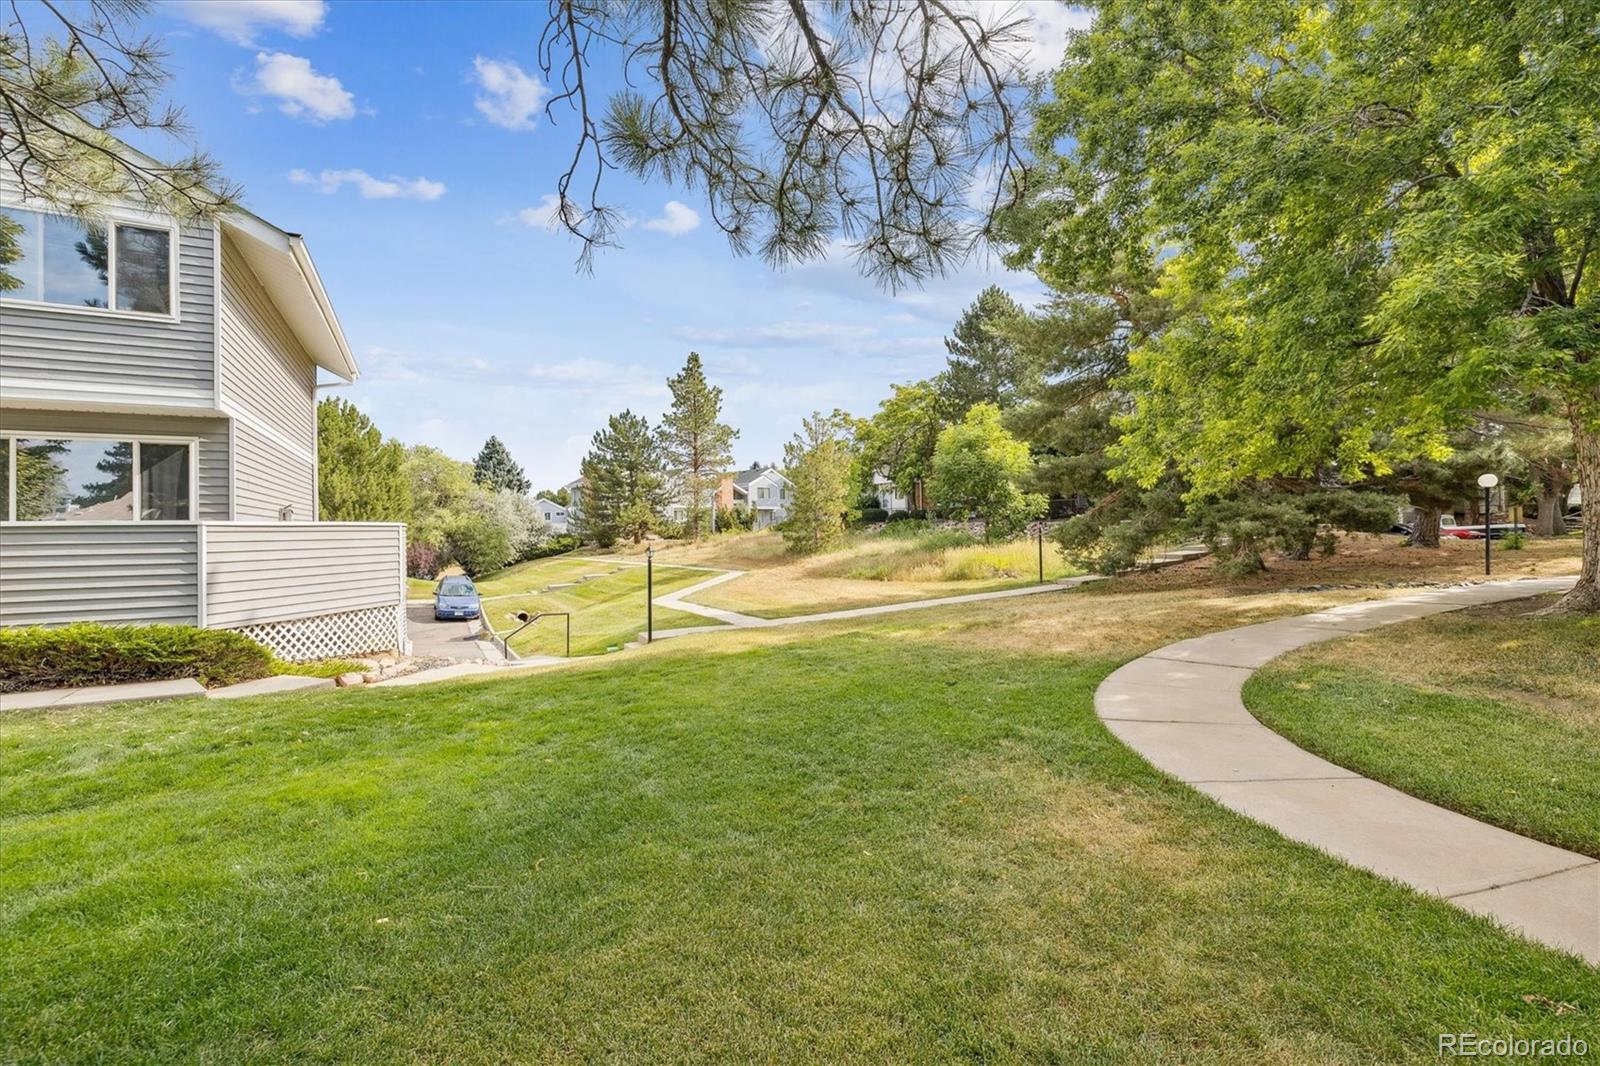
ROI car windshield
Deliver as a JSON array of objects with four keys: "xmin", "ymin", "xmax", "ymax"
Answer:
[{"xmin": 438, "ymin": 579, "xmax": 476, "ymax": 597}]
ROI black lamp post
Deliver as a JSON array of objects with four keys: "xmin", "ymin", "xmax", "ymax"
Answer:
[
  {"xmin": 1036, "ymin": 521, "xmax": 1045, "ymax": 584},
  {"xmin": 646, "ymin": 546, "xmax": 654, "ymax": 643},
  {"xmin": 1477, "ymin": 472, "xmax": 1498, "ymax": 576}
]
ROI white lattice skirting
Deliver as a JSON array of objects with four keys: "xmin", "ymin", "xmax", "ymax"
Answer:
[{"xmin": 229, "ymin": 605, "xmax": 406, "ymax": 662}]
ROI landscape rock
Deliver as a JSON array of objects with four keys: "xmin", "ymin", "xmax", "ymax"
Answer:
[{"xmin": 335, "ymin": 672, "xmax": 368, "ymax": 688}]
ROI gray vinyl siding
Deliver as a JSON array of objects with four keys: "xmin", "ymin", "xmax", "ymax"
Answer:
[
  {"xmin": 0, "ymin": 408, "xmax": 230, "ymax": 520},
  {"xmin": 233, "ymin": 422, "xmax": 315, "ymax": 520},
  {"xmin": 204, "ymin": 523, "xmax": 404, "ymax": 628},
  {"xmin": 218, "ymin": 236, "xmax": 317, "ymax": 450},
  {"xmin": 0, "ymin": 525, "xmax": 200, "ymax": 626},
  {"xmin": 0, "ymin": 173, "xmax": 216, "ymax": 409}
]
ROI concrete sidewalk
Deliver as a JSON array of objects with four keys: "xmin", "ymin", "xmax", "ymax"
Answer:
[{"xmin": 1095, "ymin": 576, "xmax": 1597, "ymax": 965}]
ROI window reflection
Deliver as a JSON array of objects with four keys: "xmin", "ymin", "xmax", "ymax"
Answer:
[
  {"xmin": 139, "ymin": 442, "xmax": 190, "ymax": 520},
  {"xmin": 14, "ymin": 439, "xmax": 133, "ymax": 521},
  {"xmin": 115, "ymin": 225, "xmax": 172, "ymax": 314},
  {"xmin": 42, "ymin": 215, "xmax": 108, "ymax": 308}
]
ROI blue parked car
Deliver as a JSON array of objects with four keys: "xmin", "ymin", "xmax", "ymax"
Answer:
[{"xmin": 434, "ymin": 575, "xmax": 481, "ymax": 620}]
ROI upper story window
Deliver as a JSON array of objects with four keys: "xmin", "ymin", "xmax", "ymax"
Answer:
[
  {"xmin": 1, "ymin": 207, "xmax": 175, "ymax": 317},
  {"xmin": 757, "ymin": 486, "xmax": 771, "ymax": 500}
]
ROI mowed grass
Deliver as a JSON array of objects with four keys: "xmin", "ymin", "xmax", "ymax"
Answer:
[
  {"xmin": 483, "ymin": 563, "xmax": 723, "ymax": 657},
  {"xmin": 644, "ymin": 528, "xmax": 1079, "ymax": 619},
  {"xmin": 3, "ymin": 597, "xmax": 1596, "ymax": 1062},
  {"xmin": 1246, "ymin": 593, "xmax": 1600, "ymax": 857}
]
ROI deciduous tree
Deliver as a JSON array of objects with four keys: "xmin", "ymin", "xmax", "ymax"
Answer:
[
  {"xmin": 781, "ymin": 410, "xmax": 857, "ymax": 554},
  {"xmin": 927, "ymin": 403, "xmax": 1044, "ymax": 541},
  {"xmin": 854, "ymin": 380, "xmax": 944, "ymax": 504},
  {"xmin": 1016, "ymin": 0, "xmax": 1600, "ymax": 612}
]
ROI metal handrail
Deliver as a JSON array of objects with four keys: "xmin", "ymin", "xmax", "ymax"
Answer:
[{"xmin": 502, "ymin": 610, "xmax": 571, "ymax": 658}]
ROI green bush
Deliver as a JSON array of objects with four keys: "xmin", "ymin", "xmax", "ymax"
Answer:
[
  {"xmin": 1502, "ymin": 531, "xmax": 1528, "ymax": 550},
  {"xmin": 526, "ymin": 533, "xmax": 581, "ymax": 559},
  {"xmin": 857, "ymin": 506, "xmax": 889, "ymax": 524},
  {"xmin": 0, "ymin": 623, "xmax": 274, "ymax": 694}
]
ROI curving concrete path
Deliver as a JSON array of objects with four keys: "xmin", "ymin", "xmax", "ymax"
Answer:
[
  {"xmin": 652, "ymin": 572, "xmax": 1105, "ymax": 638},
  {"xmin": 1095, "ymin": 576, "xmax": 1598, "ymax": 964}
]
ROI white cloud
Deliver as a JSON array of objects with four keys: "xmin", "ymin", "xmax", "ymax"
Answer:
[
  {"xmin": 1010, "ymin": 2, "xmax": 1094, "ymax": 76},
  {"xmin": 244, "ymin": 52, "xmax": 355, "ymax": 122},
  {"xmin": 673, "ymin": 321, "xmax": 877, "ymax": 348},
  {"xmin": 290, "ymin": 168, "xmax": 447, "ymax": 200},
  {"xmin": 516, "ymin": 194, "xmax": 567, "ymax": 229},
  {"xmin": 472, "ymin": 57, "xmax": 549, "ymax": 131},
  {"xmin": 642, "ymin": 201, "xmax": 701, "ymax": 236},
  {"xmin": 169, "ymin": 0, "xmax": 326, "ymax": 45}
]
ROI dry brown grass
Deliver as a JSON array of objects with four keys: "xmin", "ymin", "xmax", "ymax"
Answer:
[
  {"xmin": 621, "ymin": 530, "xmax": 1072, "ymax": 618},
  {"xmin": 1107, "ymin": 532, "xmax": 1581, "ymax": 594}
]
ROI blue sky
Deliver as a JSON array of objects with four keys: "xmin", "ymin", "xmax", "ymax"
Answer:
[{"xmin": 146, "ymin": 0, "xmax": 1086, "ymax": 490}]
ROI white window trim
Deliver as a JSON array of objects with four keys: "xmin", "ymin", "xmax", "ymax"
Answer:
[
  {"xmin": 0, "ymin": 205, "xmax": 181, "ymax": 323},
  {"xmin": 2, "ymin": 432, "xmax": 199, "ymax": 524}
]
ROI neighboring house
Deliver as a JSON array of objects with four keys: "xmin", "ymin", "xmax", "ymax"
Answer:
[
  {"xmin": 0, "ymin": 151, "xmax": 407, "ymax": 661},
  {"xmin": 533, "ymin": 495, "xmax": 568, "ymax": 533},
  {"xmin": 662, "ymin": 465, "xmax": 792, "ymax": 530},
  {"xmin": 732, "ymin": 465, "xmax": 793, "ymax": 529},
  {"xmin": 561, "ymin": 477, "xmax": 587, "ymax": 527},
  {"xmin": 870, "ymin": 471, "xmax": 912, "ymax": 513}
]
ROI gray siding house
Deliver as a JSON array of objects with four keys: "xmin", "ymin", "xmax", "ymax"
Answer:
[{"xmin": 1, "ymin": 168, "xmax": 407, "ymax": 661}]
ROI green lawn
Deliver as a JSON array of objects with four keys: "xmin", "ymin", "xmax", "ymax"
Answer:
[
  {"xmin": 3, "ymin": 608, "xmax": 1594, "ymax": 1062},
  {"xmin": 481, "ymin": 563, "xmax": 723, "ymax": 657},
  {"xmin": 408, "ymin": 555, "xmax": 600, "ymax": 601},
  {"xmin": 1246, "ymin": 594, "xmax": 1600, "ymax": 858}
]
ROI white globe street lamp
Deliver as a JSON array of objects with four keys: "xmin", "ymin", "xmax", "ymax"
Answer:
[{"xmin": 1477, "ymin": 473, "xmax": 1499, "ymax": 575}]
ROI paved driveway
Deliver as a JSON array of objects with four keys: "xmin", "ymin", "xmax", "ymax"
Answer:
[{"xmin": 406, "ymin": 603, "xmax": 494, "ymax": 662}]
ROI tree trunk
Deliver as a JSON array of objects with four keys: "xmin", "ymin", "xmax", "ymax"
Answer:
[
  {"xmin": 1548, "ymin": 409, "xmax": 1599, "ymax": 614},
  {"xmin": 1533, "ymin": 477, "xmax": 1567, "ymax": 537},
  {"xmin": 1411, "ymin": 506, "xmax": 1441, "ymax": 548}
]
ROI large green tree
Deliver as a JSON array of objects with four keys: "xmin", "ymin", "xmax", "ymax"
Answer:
[
  {"xmin": 317, "ymin": 399, "xmax": 409, "ymax": 522},
  {"xmin": 1016, "ymin": 0, "xmax": 1600, "ymax": 612},
  {"xmin": 781, "ymin": 410, "xmax": 858, "ymax": 555},
  {"xmin": 580, "ymin": 410, "xmax": 671, "ymax": 546},
  {"xmin": 658, "ymin": 353, "xmax": 737, "ymax": 540},
  {"xmin": 927, "ymin": 403, "xmax": 1045, "ymax": 542},
  {"xmin": 935, "ymin": 286, "xmax": 1035, "ymax": 416},
  {"xmin": 854, "ymin": 380, "xmax": 945, "ymax": 504},
  {"xmin": 472, "ymin": 436, "xmax": 531, "ymax": 496}
]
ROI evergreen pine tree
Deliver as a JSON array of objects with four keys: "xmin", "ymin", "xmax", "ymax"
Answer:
[
  {"xmin": 317, "ymin": 399, "xmax": 411, "ymax": 521},
  {"xmin": 579, "ymin": 410, "xmax": 670, "ymax": 545},
  {"xmin": 934, "ymin": 286, "xmax": 1034, "ymax": 417},
  {"xmin": 658, "ymin": 353, "xmax": 737, "ymax": 539},
  {"xmin": 472, "ymin": 436, "xmax": 531, "ymax": 495}
]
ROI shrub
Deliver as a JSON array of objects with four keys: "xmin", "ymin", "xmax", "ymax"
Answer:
[
  {"xmin": 444, "ymin": 510, "xmax": 513, "ymax": 576},
  {"xmin": 857, "ymin": 506, "xmax": 889, "ymax": 524},
  {"xmin": 407, "ymin": 541, "xmax": 446, "ymax": 579},
  {"xmin": 885, "ymin": 510, "xmax": 912, "ymax": 523},
  {"xmin": 0, "ymin": 623, "xmax": 274, "ymax": 693},
  {"xmin": 525, "ymin": 533, "xmax": 581, "ymax": 560},
  {"xmin": 715, "ymin": 504, "xmax": 756, "ymax": 533},
  {"xmin": 1502, "ymin": 531, "xmax": 1528, "ymax": 550}
]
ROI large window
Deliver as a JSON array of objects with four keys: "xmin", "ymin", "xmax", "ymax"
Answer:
[
  {"xmin": 1, "ymin": 437, "xmax": 194, "ymax": 522},
  {"xmin": 0, "ymin": 208, "xmax": 174, "ymax": 316}
]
